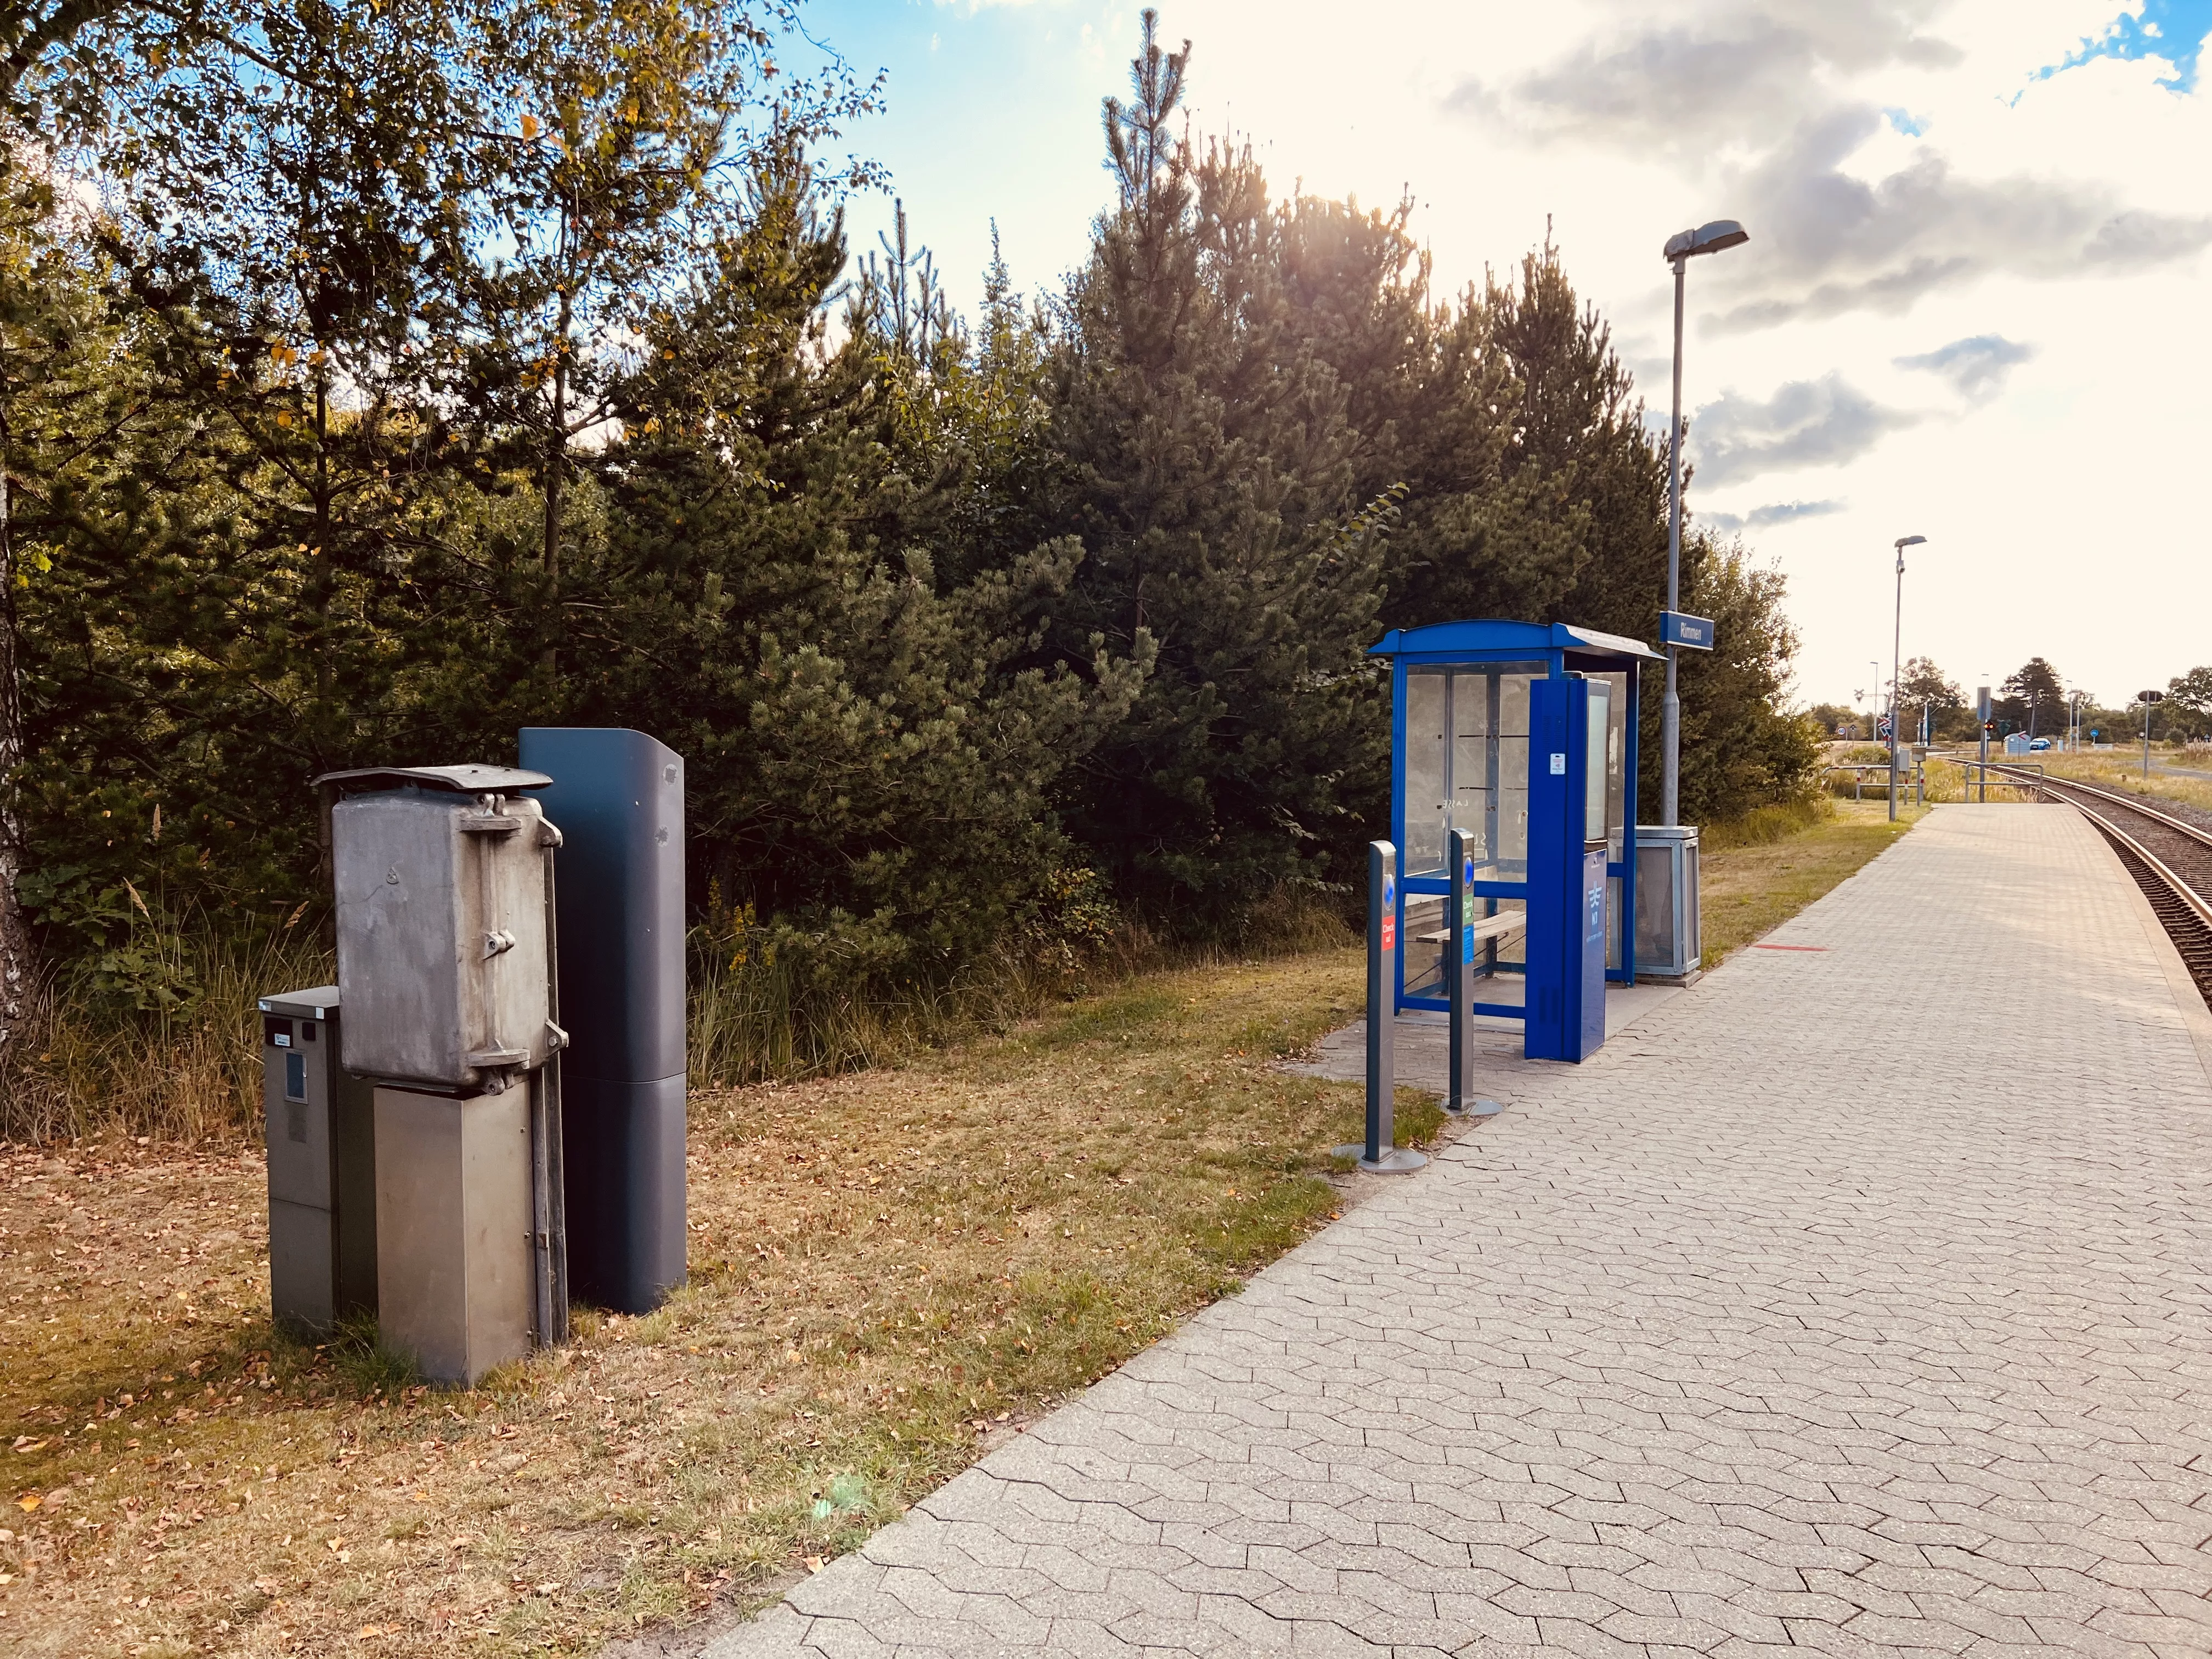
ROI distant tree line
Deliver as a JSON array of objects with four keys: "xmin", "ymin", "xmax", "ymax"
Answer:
[
  {"xmin": 0, "ymin": 5, "xmax": 1812, "ymax": 1056},
  {"xmin": 1812, "ymin": 654, "xmax": 2212, "ymax": 747}
]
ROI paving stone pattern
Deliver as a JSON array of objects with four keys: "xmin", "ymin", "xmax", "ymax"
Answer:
[{"xmin": 710, "ymin": 807, "xmax": 2212, "ymax": 1658}]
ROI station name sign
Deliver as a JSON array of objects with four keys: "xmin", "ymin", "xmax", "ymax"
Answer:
[{"xmin": 1660, "ymin": 611, "xmax": 1716, "ymax": 651}]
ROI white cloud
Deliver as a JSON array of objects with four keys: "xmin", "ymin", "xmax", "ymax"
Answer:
[
  {"xmin": 1691, "ymin": 374, "xmax": 1917, "ymax": 487},
  {"xmin": 1895, "ymin": 334, "xmax": 2035, "ymax": 398}
]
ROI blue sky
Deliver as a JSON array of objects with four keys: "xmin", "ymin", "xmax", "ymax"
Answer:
[
  {"xmin": 793, "ymin": 2, "xmax": 2212, "ymax": 708},
  {"xmin": 2035, "ymin": 0, "xmax": 2211, "ymax": 91}
]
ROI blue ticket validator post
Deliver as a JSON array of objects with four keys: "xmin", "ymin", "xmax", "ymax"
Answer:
[{"xmin": 518, "ymin": 727, "xmax": 687, "ymax": 1313}]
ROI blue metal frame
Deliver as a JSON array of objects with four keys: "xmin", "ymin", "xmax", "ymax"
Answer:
[{"xmin": 1370, "ymin": 620, "xmax": 1662, "ymax": 1020}]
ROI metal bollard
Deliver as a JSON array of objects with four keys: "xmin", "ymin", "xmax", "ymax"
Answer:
[
  {"xmin": 1446, "ymin": 830, "xmax": 1475, "ymax": 1115},
  {"xmin": 1336, "ymin": 842, "xmax": 1426, "ymax": 1174}
]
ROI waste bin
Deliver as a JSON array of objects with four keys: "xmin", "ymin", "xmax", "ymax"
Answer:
[{"xmin": 1634, "ymin": 824, "xmax": 1700, "ymax": 984}]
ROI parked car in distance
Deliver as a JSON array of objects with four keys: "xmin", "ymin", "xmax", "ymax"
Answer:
[{"xmin": 2028, "ymin": 737, "xmax": 2052, "ymax": 752}]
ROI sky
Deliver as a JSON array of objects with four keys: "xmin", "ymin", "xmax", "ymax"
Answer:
[{"xmin": 793, "ymin": 0, "xmax": 2212, "ymax": 713}]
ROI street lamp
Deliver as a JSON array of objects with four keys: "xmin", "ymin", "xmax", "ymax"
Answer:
[
  {"xmin": 1888, "ymin": 536, "xmax": 1926, "ymax": 822},
  {"xmin": 1660, "ymin": 217, "xmax": 1750, "ymax": 827}
]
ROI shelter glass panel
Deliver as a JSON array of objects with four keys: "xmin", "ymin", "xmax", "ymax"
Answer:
[
  {"xmin": 1449, "ymin": 673, "xmax": 1491, "ymax": 864},
  {"xmin": 1403, "ymin": 894, "xmax": 1447, "ymax": 1000},
  {"xmin": 1584, "ymin": 680, "xmax": 1611, "ymax": 842},
  {"xmin": 1494, "ymin": 668, "xmax": 1541, "ymax": 872},
  {"xmin": 1404, "ymin": 671, "xmax": 1449, "ymax": 875}
]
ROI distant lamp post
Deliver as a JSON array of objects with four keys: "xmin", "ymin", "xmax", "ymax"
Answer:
[
  {"xmin": 1887, "ymin": 537, "xmax": 1926, "ymax": 821},
  {"xmin": 1660, "ymin": 218, "xmax": 1750, "ymax": 827},
  {"xmin": 2139, "ymin": 689, "xmax": 2166, "ymax": 778}
]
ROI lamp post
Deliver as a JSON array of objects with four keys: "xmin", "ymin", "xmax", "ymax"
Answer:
[
  {"xmin": 1888, "ymin": 536, "xmax": 1926, "ymax": 821},
  {"xmin": 1660, "ymin": 217, "xmax": 1749, "ymax": 827},
  {"xmin": 1868, "ymin": 660, "xmax": 1881, "ymax": 749}
]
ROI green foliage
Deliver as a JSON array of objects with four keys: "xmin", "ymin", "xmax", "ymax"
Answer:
[
  {"xmin": 1048, "ymin": 21, "xmax": 1392, "ymax": 922},
  {"xmin": 4, "ymin": 4, "xmax": 1826, "ymax": 1121},
  {"xmin": 1669, "ymin": 539, "xmax": 1821, "ymax": 822}
]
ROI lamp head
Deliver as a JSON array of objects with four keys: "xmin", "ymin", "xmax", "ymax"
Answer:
[
  {"xmin": 1662, "ymin": 219, "xmax": 1751, "ymax": 262},
  {"xmin": 1895, "ymin": 534, "xmax": 1927, "ymax": 549}
]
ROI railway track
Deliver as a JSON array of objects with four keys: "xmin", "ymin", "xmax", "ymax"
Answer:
[{"xmin": 1985, "ymin": 763, "xmax": 2212, "ymax": 1006}]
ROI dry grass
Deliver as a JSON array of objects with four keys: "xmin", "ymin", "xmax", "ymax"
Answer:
[
  {"xmin": 1, "ymin": 948, "xmax": 1447, "ymax": 1658},
  {"xmin": 0, "ymin": 929, "xmax": 335, "ymax": 1146},
  {"xmin": 0, "ymin": 816, "xmax": 1904, "ymax": 1657},
  {"xmin": 2029, "ymin": 749, "xmax": 2212, "ymax": 816}
]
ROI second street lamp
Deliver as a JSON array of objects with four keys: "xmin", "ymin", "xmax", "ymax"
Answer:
[
  {"xmin": 1660, "ymin": 217, "xmax": 1750, "ymax": 827},
  {"xmin": 1889, "ymin": 535, "xmax": 1927, "ymax": 822}
]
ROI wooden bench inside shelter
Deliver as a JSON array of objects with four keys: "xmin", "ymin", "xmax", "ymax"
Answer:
[{"xmin": 1414, "ymin": 911, "xmax": 1526, "ymax": 948}]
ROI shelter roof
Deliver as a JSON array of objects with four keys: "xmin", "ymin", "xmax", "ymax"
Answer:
[{"xmin": 1367, "ymin": 620, "xmax": 1662, "ymax": 662}]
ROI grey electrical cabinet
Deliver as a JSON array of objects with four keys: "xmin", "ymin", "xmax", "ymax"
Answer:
[
  {"xmin": 318, "ymin": 763, "xmax": 570, "ymax": 1388},
  {"xmin": 370, "ymin": 1085, "xmax": 534, "ymax": 1386},
  {"xmin": 325, "ymin": 765, "xmax": 567, "ymax": 1093},
  {"xmin": 259, "ymin": 986, "xmax": 377, "ymax": 1334}
]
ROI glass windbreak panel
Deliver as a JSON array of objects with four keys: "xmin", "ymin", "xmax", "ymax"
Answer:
[
  {"xmin": 1598, "ymin": 670, "xmax": 1628, "ymax": 859},
  {"xmin": 1403, "ymin": 895, "xmax": 1447, "ymax": 999},
  {"xmin": 1606, "ymin": 875, "xmax": 1624, "ymax": 972},
  {"xmin": 1584, "ymin": 681, "xmax": 1611, "ymax": 843},
  {"xmin": 1449, "ymin": 670, "xmax": 1493, "ymax": 864},
  {"xmin": 1498, "ymin": 720, "xmax": 1531, "ymax": 870},
  {"xmin": 1493, "ymin": 667, "xmax": 1543, "ymax": 874},
  {"xmin": 1404, "ymin": 671, "xmax": 1448, "ymax": 874}
]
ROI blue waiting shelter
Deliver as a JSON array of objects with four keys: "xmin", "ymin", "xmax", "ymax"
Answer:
[{"xmin": 1368, "ymin": 620, "xmax": 1661, "ymax": 1032}]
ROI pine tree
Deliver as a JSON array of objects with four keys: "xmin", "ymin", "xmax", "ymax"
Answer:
[
  {"xmin": 1049, "ymin": 12, "xmax": 1391, "ymax": 924},
  {"xmin": 568, "ymin": 156, "xmax": 1145, "ymax": 991}
]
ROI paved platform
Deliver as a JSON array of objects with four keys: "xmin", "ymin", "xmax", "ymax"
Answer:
[
  {"xmin": 708, "ymin": 807, "xmax": 2212, "ymax": 1658},
  {"xmin": 1284, "ymin": 983, "xmax": 1684, "ymax": 1097}
]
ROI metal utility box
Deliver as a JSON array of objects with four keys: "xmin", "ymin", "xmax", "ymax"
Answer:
[
  {"xmin": 324, "ymin": 765, "xmax": 565, "ymax": 1094},
  {"xmin": 518, "ymin": 728, "xmax": 687, "ymax": 1314},
  {"xmin": 1370, "ymin": 620, "xmax": 1660, "ymax": 1064},
  {"xmin": 371, "ymin": 1086, "xmax": 533, "ymax": 1386},
  {"xmin": 259, "ymin": 986, "xmax": 377, "ymax": 1333}
]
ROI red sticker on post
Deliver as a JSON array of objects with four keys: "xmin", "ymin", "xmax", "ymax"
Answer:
[{"xmin": 1380, "ymin": 913, "xmax": 1396, "ymax": 952}]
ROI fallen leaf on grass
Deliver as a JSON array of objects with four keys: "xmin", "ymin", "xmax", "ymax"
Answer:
[
  {"xmin": 15, "ymin": 1496, "xmax": 38, "ymax": 1513},
  {"xmin": 10, "ymin": 1439, "xmax": 47, "ymax": 1454}
]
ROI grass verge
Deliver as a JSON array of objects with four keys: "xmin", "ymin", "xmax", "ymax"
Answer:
[{"xmin": 1, "ymin": 949, "xmax": 1435, "ymax": 1658}]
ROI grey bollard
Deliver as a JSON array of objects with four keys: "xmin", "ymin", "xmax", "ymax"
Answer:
[
  {"xmin": 518, "ymin": 727, "xmax": 687, "ymax": 1314},
  {"xmin": 1336, "ymin": 841, "xmax": 1426, "ymax": 1175},
  {"xmin": 1446, "ymin": 830, "xmax": 1476, "ymax": 1116}
]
